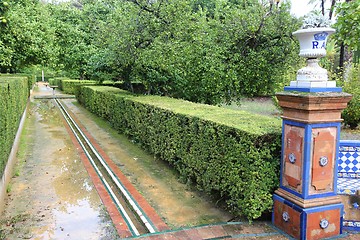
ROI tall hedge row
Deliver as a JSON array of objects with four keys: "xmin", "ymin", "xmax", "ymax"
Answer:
[
  {"xmin": 77, "ymin": 86, "xmax": 282, "ymax": 220},
  {"xmin": 0, "ymin": 76, "xmax": 29, "ymax": 177}
]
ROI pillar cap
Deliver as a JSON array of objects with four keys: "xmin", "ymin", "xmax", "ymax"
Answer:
[{"xmin": 276, "ymin": 91, "xmax": 352, "ymax": 123}]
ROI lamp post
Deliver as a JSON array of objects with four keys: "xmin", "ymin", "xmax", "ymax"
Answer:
[{"xmin": 272, "ymin": 17, "xmax": 352, "ymax": 240}]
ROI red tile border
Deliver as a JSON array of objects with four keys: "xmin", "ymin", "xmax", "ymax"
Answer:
[{"xmin": 57, "ymin": 102, "xmax": 133, "ymax": 238}]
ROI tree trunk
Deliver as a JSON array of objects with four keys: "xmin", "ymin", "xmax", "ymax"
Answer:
[{"xmin": 329, "ymin": 0, "xmax": 336, "ymax": 20}]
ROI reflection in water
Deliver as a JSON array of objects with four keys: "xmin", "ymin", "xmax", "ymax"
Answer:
[{"xmin": 35, "ymin": 200, "xmax": 105, "ymax": 240}]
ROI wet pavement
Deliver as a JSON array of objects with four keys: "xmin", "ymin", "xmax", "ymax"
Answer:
[{"xmin": 0, "ymin": 83, "xmax": 118, "ymax": 239}]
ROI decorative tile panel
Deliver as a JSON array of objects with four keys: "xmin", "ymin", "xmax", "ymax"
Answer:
[
  {"xmin": 283, "ymin": 125, "xmax": 304, "ymax": 193},
  {"xmin": 273, "ymin": 194, "xmax": 343, "ymax": 240},
  {"xmin": 306, "ymin": 208, "xmax": 341, "ymax": 240},
  {"xmin": 338, "ymin": 151, "xmax": 360, "ymax": 174},
  {"xmin": 310, "ymin": 128, "xmax": 337, "ymax": 193},
  {"xmin": 337, "ymin": 178, "xmax": 360, "ymax": 195},
  {"xmin": 273, "ymin": 198, "xmax": 301, "ymax": 239}
]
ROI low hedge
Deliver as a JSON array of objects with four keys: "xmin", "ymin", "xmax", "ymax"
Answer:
[
  {"xmin": 60, "ymin": 80, "xmax": 97, "ymax": 95},
  {"xmin": 48, "ymin": 78, "xmax": 97, "ymax": 94},
  {"xmin": 77, "ymin": 86, "xmax": 282, "ymax": 220},
  {"xmin": 0, "ymin": 76, "xmax": 29, "ymax": 177},
  {"xmin": 48, "ymin": 77, "xmax": 70, "ymax": 88}
]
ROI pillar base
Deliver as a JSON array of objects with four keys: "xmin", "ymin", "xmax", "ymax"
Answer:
[{"xmin": 273, "ymin": 194, "xmax": 343, "ymax": 240}]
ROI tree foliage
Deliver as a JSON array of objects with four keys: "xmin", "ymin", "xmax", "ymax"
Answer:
[
  {"xmin": 82, "ymin": 0, "xmax": 301, "ymax": 104},
  {"xmin": 1, "ymin": 0, "xmax": 302, "ymax": 103},
  {"xmin": 334, "ymin": 0, "xmax": 360, "ymax": 52},
  {"xmin": 0, "ymin": 0, "xmax": 57, "ymax": 72}
]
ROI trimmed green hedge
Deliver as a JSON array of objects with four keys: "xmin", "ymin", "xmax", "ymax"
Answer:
[
  {"xmin": 77, "ymin": 86, "xmax": 282, "ymax": 220},
  {"xmin": 48, "ymin": 77, "xmax": 70, "ymax": 88},
  {"xmin": 48, "ymin": 78, "xmax": 97, "ymax": 94},
  {"xmin": 0, "ymin": 76, "xmax": 29, "ymax": 177},
  {"xmin": 59, "ymin": 80, "xmax": 97, "ymax": 95}
]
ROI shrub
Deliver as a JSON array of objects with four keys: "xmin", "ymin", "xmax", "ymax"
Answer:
[
  {"xmin": 59, "ymin": 79, "xmax": 97, "ymax": 95},
  {"xmin": 77, "ymin": 86, "xmax": 282, "ymax": 220},
  {"xmin": 0, "ymin": 75, "xmax": 29, "ymax": 177},
  {"xmin": 48, "ymin": 77, "xmax": 70, "ymax": 87},
  {"xmin": 342, "ymin": 64, "xmax": 360, "ymax": 129}
]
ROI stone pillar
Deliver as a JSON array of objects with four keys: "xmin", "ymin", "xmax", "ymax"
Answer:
[{"xmin": 272, "ymin": 91, "xmax": 351, "ymax": 239}]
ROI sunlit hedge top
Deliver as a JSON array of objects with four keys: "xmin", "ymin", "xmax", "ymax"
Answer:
[{"xmin": 90, "ymin": 86, "xmax": 281, "ymax": 136}]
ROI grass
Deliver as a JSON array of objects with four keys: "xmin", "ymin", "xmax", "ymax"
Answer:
[
  {"xmin": 13, "ymin": 102, "xmax": 35, "ymax": 178},
  {"xmin": 0, "ymin": 213, "xmax": 32, "ymax": 239},
  {"xmin": 221, "ymin": 97, "xmax": 280, "ymax": 117}
]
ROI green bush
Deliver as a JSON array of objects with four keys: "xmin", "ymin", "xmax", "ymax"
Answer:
[
  {"xmin": 48, "ymin": 77, "xmax": 70, "ymax": 87},
  {"xmin": 59, "ymin": 79, "xmax": 97, "ymax": 95},
  {"xmin": 0, "ymin": 75, "xmax": 29, "ymax": 177},
  {"xmin": 77, "ymin": 86, "xmax": 282, "ymax": 220},
  {"xmin": 48, "ymin": 78, "xmax": 97, "ymax": 94},
  {"xmin": 342, "ymin": 64, "xmax": 360, "ymax": 129}
]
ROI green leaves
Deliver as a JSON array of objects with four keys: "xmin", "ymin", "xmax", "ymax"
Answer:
[
  {"xmin": 342, "ymin": 64, "xmax": 360, "ymax": 129},
  {"xmin": 81, "ymin": 0, "xmax": 300, "ymax": 104},
  {"xmin": 334, "ymin": 1, "xmax": 360, "ymax": 51},
  {"xmin": 0, "ymin": 0, "xmax": 58, "ymax": 72}
]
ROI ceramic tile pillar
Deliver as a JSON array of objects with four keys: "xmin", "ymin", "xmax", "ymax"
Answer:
[
  {"xmin": 272, "ymin": 92, "xmax": 352, "ymax": 239},
  {"xmin": 272, "ymin": 24, "xmax": 353, "ymax": 239}
]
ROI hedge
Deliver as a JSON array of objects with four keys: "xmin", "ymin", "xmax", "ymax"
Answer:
[
  {"xmin": 342, "ymin": 64, "xmax": 360, "ymax": 129},
  {"xmin": 77, "ymin": 86, "xmax": 282, "ymax": 220},
  {"xmin": 60, "ymin": 80, "xmax": 97, "ymax": 95},
  {"xmin": 48, "ymin": 77, "xmax": 70, "ymax": 88},
  {"xmin": 48, "ymin": 78, "xmax": 97, "ymax": 95},
  {"xmin": 0, "ymin": 76, "xmax": 29, "ymax": 177}
]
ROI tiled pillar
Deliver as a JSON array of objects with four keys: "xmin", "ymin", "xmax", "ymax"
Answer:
[{"xmin": 272, "ymin": 91, "xmax": 351, "ymax": 240}]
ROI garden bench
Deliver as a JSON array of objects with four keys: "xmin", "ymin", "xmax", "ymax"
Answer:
[{"xmin": 337, "ymin": 140, "xmax": 360, "ymax": 231}]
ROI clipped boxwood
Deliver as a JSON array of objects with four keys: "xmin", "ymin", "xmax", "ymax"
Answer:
[
  {"xmin": 48, "ymin": 77, "xmax": 70, "ymax": 88},
  {"xmin": 48, "ymin": 78, "xmax": 97, "ymax": 95},
  {"xmin": 77, "ymin": 86, "xmax": 282, "ymax": 220},
  {"xmin": 60, "ymin": 80, "xmax": 97, "ymax": 95},
  {"xmin": 0, "ymin": 76, "xmax": 29, "ymax": 177}
]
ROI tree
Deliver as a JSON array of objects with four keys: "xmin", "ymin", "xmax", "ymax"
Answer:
[
  {"xmin": 47, "ymin": 1, "xmax": 93, "ymax": 79},
  {"xmin": 308, "ymin": 0, "xmax": 340, "ymax": 20},
  {"xmin": 0, "ymin": 0, "xmax": 9, "ymax": 24},
  {"xmin": 87, "ymin": 0, "xmax": 300, "ymax": 104},
  {"xmin": 335, "ymin": 0, "xmax": 359, "ymax": 68},
  {"xmin": 0, "ymin": 0, "xmax": 57, "ymax": 72}
]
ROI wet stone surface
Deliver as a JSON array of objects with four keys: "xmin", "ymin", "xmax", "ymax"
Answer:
[{"xmin": 0, "ymin": 92, "xmax": 118, "ymax": 239}]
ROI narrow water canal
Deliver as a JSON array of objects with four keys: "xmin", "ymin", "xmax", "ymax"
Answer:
[{"xmin": 0, "ymin": 83, "xmax": 232, "ymax": 239}]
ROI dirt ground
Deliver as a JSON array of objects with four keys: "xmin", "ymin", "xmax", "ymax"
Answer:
[{"xmin": 0, "ymin": 86, "xmax": 118, "ymax": 239}]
